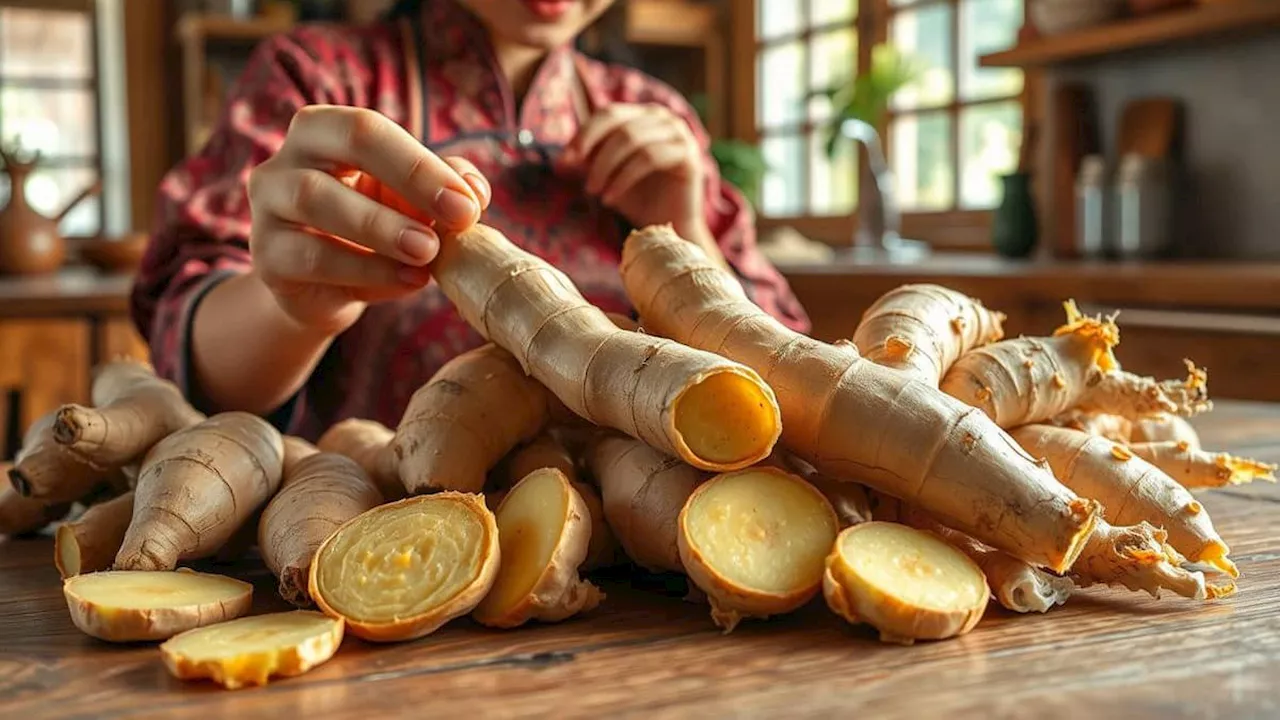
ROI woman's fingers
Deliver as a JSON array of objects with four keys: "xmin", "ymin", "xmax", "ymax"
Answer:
[
  {"xmin": 443, "ymin": 156, "xmax": 491, "ymax": 209},
  {"xmin": 255, "ymin": 224, "xmax": 432, "ymax": 290},
  {"xmin": 584, "ymin": 120, "xmax": 682, "ymax": 196},
  {"xmin": 566, "ymin": 104, "xmax": 648, "ymax": 164},
  {"xmin": 280, "ymin": 105, "xmax": 482, "ymax": 229},
  {"xmin": 255, "ymin": 168, "xmax": 440, "ymax": 266},
  {"xmin": 599, "ymin": 141, "xmax": 689, "ymax": 206}
]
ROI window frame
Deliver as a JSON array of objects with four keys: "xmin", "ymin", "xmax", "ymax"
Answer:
[
  {"xmin": 0, "ymin": 0, "xmax": 104, "ymax": 237},
  {"xmin": 730, "ymin": 0, "xmax": 1028, "ymax": 251}
]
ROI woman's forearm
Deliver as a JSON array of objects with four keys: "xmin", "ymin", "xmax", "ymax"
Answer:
[{"xmin": 189, "ymin": 272, "xmax": 337, "ymax": 416}]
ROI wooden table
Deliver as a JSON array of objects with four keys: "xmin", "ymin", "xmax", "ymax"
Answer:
[{"xmin": 3, "ymin": 402, "xmax": 1279, "ymax": 719}]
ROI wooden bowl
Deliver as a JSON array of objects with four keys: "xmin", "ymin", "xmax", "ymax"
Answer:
[
  {"xmin": 80, "ymin": 234, "xmax": 148, "ymax": 273},
  {"xmin": 1029, "ymin": 0, "xmax": 1124, "ymax": 36}
]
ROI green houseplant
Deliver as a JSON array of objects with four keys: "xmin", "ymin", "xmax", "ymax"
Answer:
[
  {"xmin": 813, "ymin": 44, "xmax": 918, "ymax": 159},
  {"xmin": 689, "ymin": 95, "xmax": 768, "ymax": 209}
]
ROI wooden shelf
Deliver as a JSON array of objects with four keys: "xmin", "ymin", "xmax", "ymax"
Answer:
[
  {"xmin": 980, "ymin": 0, "xmax": 1280, "ymax": 68},
  {"xmin": 626, "ymin": 0, "xmax": 717, "ymax": 47},
  {"xmin": 176, "ymin": 13, "xmax": 293, "ymax": 45}
]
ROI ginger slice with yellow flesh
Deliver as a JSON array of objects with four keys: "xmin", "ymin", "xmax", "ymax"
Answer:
[
  {"xmin": 160, "ymin": 611, "xmax": 343, "ymax": 690},
  {"xmin": 678, "ymin": 468, "xmax": 838, "ymax": 632},
  {"xmin": 63, "ymin": 569, "xmax": 252, "ymax": 642},
  {"xmin": 432, "ymin": 224, "xmax": 781, "ymax": 472},
  {"xmin": 824, "ymin": 521, "xmax": 988, "ymax": 644},
  {"xmin": 1129, "ymin": 441, "xmax": 1276, "ymax": 489},
  {"xmin": 473, "ymin": 469, "xmax": 602, "ymax": 628},
  {"xmin": 309, "ymin": 493, "xmax": 499, "ymax": 642}
]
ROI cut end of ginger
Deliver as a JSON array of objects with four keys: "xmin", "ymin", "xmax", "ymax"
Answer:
[
  {"xmin": 678, "ymin": 467, "xmax": 837, "ymax": 631},
  {"xmin": 63, "ymin": 570, "xmax": 253, "ymax": 642},
  {"xmin": 673, "ymin": 369, "xmax": 781, "ymax": 471},
  {"xmin": 55, "ymin": 524, "xmax": 84, "ymax": 578},
  {"xmin": 473, "ymin": 468, "xmax": 601, "ymax": 628},
  {"xmin": 160, "ymin": 611, "xmax": 343, "ymax": 690},
  {"xmin": 309, "ymin": 493, "xmax": 499, "ymax": 642},
  {"xmin": 823, "ymin": 522, "xmax": 988, "ymax": 644}
]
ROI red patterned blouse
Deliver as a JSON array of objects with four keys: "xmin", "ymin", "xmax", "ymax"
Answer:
[{"xmin": 131, "ymin": 0, "xmax": 810, "ymax": 439}]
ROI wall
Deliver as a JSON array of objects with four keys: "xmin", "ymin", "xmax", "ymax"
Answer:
[{"xmin": 1054, "ymin": 34, "xmax": 1280, "ymax": 260}]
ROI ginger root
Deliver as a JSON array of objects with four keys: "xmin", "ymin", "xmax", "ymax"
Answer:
[
  {"xmin": 10, "ymin": 412, "xmax": 125, "ymax": 504},
  {"xmin": 0, "ymin": 459, "xmax": 69, "ymax": 536},
  {"xmin": 1129, "ymin": 441, "xmax": 1276, "ymax": 489},
  {"xmin": 824, "ymin": 521, "xmax": 989, "ymax": 644},
  {"xmin": 309, "ymin": 493, "xmax": 499, "ymax": 642},
  {"xmin": 63, "ymin": 569, "xmax": 252, "ymax": 642},
  {"xmin": 55, "ymin": 490, "xmax": 135, "ymax": 578},
  {"xmin": 473, "ymin": 468, "xmax": 602, "ymax": 628},
  {"xmin": 1131, "ymin": 413, "xmax": 1201, "ymax": 448},
  {"xmin": 259, "ymin": 453, "xmax": 383, "ymax": 606},
  {"xmin": 316, "ymin": 419, "xmax": 403, "ymax": 501},
  {"xmin": 853, "ymin": 283, "xmax": 1005, "ymax": 386},
  {"xmin": 160, "ymin": 611, "xmax": 344, "ymax": 689},
  {"xmin": 115, "ymin": 412, "xmax": 285, "ymax": 571},
  {"xmin": 678, "ymin": 467, "xmax": 838, "ymax": 631},
  {"xmin": 433, "ymin": 224, "xmax": 782, "ymax": 472}
]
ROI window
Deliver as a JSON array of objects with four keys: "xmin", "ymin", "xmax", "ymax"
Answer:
[
  {"xmin": 0, "ymin": 1, "xmax": 100, "ymax": 237},
  {"xmin": 745, "ymin": 0, "xmax": 1024, "ymax": 247}
]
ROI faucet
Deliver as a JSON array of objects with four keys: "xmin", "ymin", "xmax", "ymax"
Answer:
[{"xmin": 839, "ymin": 118, "xmax": 929, "ymax": 262}]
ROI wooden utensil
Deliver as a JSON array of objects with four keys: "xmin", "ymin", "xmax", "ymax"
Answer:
[{"xmin": 1118, "ymin": 98, "xmax": 1181, "ymax": 159}]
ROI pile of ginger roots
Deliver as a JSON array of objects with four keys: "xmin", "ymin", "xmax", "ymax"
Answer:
[{"xmin": 3, "ymin": 224, "xmax": 1273, "ymax": 690}]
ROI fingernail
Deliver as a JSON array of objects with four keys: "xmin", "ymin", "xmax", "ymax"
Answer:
[
  {"xmin": 434, "ymin": 186, "xmax": 479, "ymax": 226},
  {"xmin": 398, "ymin": 264, "xmax": 433, "ymax": 286},
  {"xmin": 396, "ymin": 227, "xmax": 439, "ymax": 264},
  {"xmin": 462, "ymin": 173, "xmax": 491, "ymax": 208}
]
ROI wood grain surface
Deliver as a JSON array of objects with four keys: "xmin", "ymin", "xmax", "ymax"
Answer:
[{"xmin": 2, "ymin": 402, "xmax": 1278, "ymax": 719}]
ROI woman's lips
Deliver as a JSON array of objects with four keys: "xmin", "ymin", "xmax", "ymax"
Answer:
[{"xmin": 521, "ymin": 0, "xmax": 575, "ymax": 21}]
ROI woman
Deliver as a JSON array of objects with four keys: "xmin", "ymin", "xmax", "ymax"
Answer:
[{"xmin": 132, "ymin": 0, "xmax": 809, "ymax": 439}]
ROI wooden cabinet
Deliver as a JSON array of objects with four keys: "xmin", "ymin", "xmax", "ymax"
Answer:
[
  {"xmin": 0, "ymin": 270, "xmax": 147, "ymax": 458},
  {"xmin": 781, "ymin": 255, "xmax": 1280, "ymax": 402}
]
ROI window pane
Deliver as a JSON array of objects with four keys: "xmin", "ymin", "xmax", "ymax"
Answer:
[
  {"xmin": 809, "ymin": 129, "xmax": 857, "ymax": 216},
  {"xmin": 891, "ymin": 5, "xmax": 955, "ymax": 109},
  {"xmin": 0, "ymin": 165, "xmax": 100, "ymax": 236},
  {"xmin": 757, "ymin": 41, "xmax": 805, "ymax": 129},
  {"xmin": 808, "ymin": 29, "xmax": 857, "ymax": 122},
  {"xmin": 1, "ymin": 87, "xmax": 97, "ymax": 158},
  {"xmin": 891, "ymin": 112, "xmax": 953, "ymax": 211},
  {"xmin": 961, "ymin": 101, "xmax": 1021, "ymax": 209},
  {"xmin": 811, "ymin": 0, "xmax": 857, "ymax": 26},
  {"xmin": 757, "ymin": 0, "xmax": 803, "ymax": 41},
  {"xmin": 0, "ymin": 8, "xmax": 93, "ymax": 81},
  {"xmin": 761, "ymin": 133, "xmax": 805, "ymax": 216},
  {"xmin": 960, "ymin": 0, "xmax": 1023, "ymax": 101}
]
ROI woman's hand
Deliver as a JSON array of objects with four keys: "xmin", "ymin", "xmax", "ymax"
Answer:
[
  {"xmin": 564, "ymin": 103, "xmax": 706, "ymax": 239},
  {"xmin": 247, "ymin": 105, "xmax": 491, "ymax": 335}
]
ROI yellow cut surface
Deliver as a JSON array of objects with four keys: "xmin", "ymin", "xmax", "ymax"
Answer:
[
  {"xmin": 837, "ymin": 522, "xmax": 987, "ymax": 612},
  {"xmin": 65, "ymin": 570, "xmax": 250, "ymax": 610},
  {"xmin": 675, "ymin": 371, "xmax": 778, "ymax": 466},
  {"xmin": 476, "ymin": 469, "xmax": 567, "ymax": 616},
  {"xmin": 313, "ymin": 497, "xmax": 488, "ymax": 623},
  {"xmin": 161, "ymin": 611, "xmax": 343, "ymax": 690},
  {"xmin": 56, "ymin": 526, "xmax": 83, "ymax": 577},
  {"xmin": 685, "ymin": 470, "xmax": 837, "ymax": 594}
]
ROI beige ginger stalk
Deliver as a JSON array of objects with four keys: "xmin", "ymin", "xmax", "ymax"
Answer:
[
  {"xmin": 941, "ymin": 302, "xmax": 1210, "ymax": 429},
  {"xmin": 852, "ymin": 283, "xmax": 1005, "ymax": 385},
  {"xmin": 55, "ymin": 491, "xmax": 135, "ymax": 578},
  {"xmin": 1052, "ymin": 409, "xmax": 1133, "ymax": 444},
  {"xmin": 1131, "ymin": 413, "xmax": 1201, "ymax": 448},
  {"xmin": 52, "ymin": 360, "xmax": 205, "ymax": 468},
  {"xmin": 620, "ymin": 224, "xmax": 1098, "ymax": 574},
  {"xmin": 10, "ymin": 412, "xmax": 125, "ymax": 504},
  {"xmin": 433, "ymin": 224, "xmax": 782, "ymax": 473},
  {"xmin": 316, "ymin": 419, "xmax": 403, "ymax": 501},
  {"xmin": 1012, "ymin": 424, "xmax": 1237, "ymax": 578},
  {"xmin": 391, "ymin": 343, "xmax": 564, "ymax": 495},
  {"xmin": 1129, "ymin": 441, "xmax": 1276, "ymax": 489}
]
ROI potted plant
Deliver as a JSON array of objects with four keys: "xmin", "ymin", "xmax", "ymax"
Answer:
[{"xmin": 689, "ymin": 95, "xmax": 769, "ymax": 209}]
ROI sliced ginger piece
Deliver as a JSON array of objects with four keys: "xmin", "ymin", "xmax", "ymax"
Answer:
[
  {"xmin": 823, "ymin": 521, "xmax": 988, "ymax": 644},
  {"xmin": 63, "ymin": 569, "xmax": 252, "ymax": 642},
  {"xmin": 678, "ymin": 467, "xmax": 837, "ymax": 631},
  {"xmin": 473, "ymin": 469, "xmax": 602, "ymax": 628},
  {"xmin": 309, "ymin": 493, "xmax": 499, "ymax": 642},
  {"xmin": 160, "ymin": 611, "xmax": 343, "ymax": 689},
  {"xmin": 56, "ymin": 490, "xmax": 134, "ymax": 578}
]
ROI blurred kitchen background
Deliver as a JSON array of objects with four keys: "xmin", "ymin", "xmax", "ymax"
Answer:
[{"xmin": 0, "ymin": 0, "xmax": 1275, "ymax": 458}]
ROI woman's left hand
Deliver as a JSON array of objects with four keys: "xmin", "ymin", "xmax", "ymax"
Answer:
[{"xmin": 563, "ymin": 103, "xmax": 705, "ymax": 236}]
